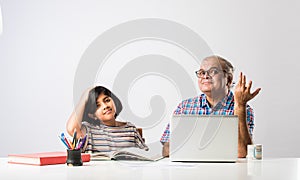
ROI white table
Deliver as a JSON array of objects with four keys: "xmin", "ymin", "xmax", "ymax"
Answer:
[{"xmin": 0, "ymin": 158, "xmax": 299, "ymax": 180}]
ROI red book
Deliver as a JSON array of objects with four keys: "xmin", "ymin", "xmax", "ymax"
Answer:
[{"xmin": 8, "ymin": 151, "xmax": 90, "ymax": 166}]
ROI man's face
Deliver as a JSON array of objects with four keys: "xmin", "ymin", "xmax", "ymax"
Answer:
[{"xmin": 197, "ymin": 57, "xmax": 228, "ymax": 95}]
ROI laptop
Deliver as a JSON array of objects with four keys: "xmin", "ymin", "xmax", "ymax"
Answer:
[{"xmin": 170, "ymin": 115, "xmax": 238, "ymax": 162}]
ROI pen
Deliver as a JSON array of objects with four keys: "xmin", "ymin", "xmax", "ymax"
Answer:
[
  {"xmin": 59, "ymin": 136, "xmax": 69, "ymax": 149},
  {"xmin": 76, "ymin": 142, "xmax": 82, "ymax": 150},
  {"xmin": 72, "ymin": 130, "xmax": 77, "ymax": 149},
  {"xmin": 75, "ymin": 137, "xmax": 81, "ymax": 149},
  {"xmin": 62, "ymin": 135, "xmax": 72, "ymax": 149},
  {"xmin": 61, "ymin": 133, "xmax": 71, "ymax": 149},
  {"xmin": 80, "ymin": 134, "xmax": 87, "ymax": 149}
]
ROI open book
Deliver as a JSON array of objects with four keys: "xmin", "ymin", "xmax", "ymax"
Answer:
[{"xmin": 90, "ymin": 147, "xmax": 163, "ymax": 161}]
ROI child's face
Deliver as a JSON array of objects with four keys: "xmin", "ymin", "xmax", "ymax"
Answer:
[{"xmin": 94, "ymin": 93, "xmax": 116, "ymax": 122}]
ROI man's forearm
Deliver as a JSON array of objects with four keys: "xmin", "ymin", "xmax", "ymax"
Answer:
[
  {"xmin": 162, "ymin": 142, "xmax": 170, "ymax": 157},
  {"xmin": 235, "ymin": 105, "xmax": 253, "ymax": 158}
]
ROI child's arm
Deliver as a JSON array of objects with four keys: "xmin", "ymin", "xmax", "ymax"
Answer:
[{"xmin": 66, "ymin": 87, "xmax": 92, "ymax": 138}]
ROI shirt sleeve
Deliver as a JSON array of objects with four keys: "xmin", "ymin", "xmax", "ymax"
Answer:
[
  {"xmin": 246, "ymin": 105, "xmax": 255, "ymax": 137},
  {"xmin": 160, "ymin": 123, "xmax": 170, "ymax": 144},
  {"xmin": 160, "ymin": 102, "xmax": 184, "ymax": 144},
  {"xmin": 134, "ymin": 128, "xmax": 149, "ymax": 151},
  {"xmin": 125, "ymin": 122, "xmax": 149, "ymax": 151}
]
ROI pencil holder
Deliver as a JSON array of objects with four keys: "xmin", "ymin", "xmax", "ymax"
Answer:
[{"xmin": 66, "ymin": 149, "xmax": 82, "ymax": 166}]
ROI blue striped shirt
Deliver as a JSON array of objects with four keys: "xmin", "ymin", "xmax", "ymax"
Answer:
[{"xmin": 160, "ymin": 91, "xmax": 255, "ymax": 143}]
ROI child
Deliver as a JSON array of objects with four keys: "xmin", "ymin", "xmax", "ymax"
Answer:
[{"xmin": 66, "ymin": 86, "xmax": 148, "ymax": 153}]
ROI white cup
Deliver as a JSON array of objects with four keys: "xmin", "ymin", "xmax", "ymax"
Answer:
[{"xmin": 247, "ymin": 145, "xmax": 255, "ymax": 159}]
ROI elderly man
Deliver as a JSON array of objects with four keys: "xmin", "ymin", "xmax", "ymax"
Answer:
[{"xmin": 160, "ymin": 55, "xmax": 261, "ymax": 158}]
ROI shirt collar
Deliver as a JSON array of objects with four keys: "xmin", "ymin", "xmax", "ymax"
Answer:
[
  {"xmin": 200, "ymin": 93, "xmax": 210, "ymax": 108},
  {"xmin": 221, "ymin": 91, "xmax": 234, "ymax": 108},
  {"xmin": 200, "ymin": 91, "xmax": 233, "ymax": 109}
]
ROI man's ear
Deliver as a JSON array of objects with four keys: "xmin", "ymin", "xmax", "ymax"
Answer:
[{"xmin": 227, "ymin": 74, "xmax": 233, "ymax": 86}]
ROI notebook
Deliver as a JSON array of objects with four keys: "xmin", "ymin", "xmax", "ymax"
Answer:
[
  {"xmin": 170, "ymin": 115, "xmax": 238, "ymax": 162},
  {"xmin": 8, "ymin": 151, "xmax": 90, "ymax": 166}
]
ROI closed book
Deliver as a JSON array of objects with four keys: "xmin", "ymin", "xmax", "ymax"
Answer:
[{"xmin": 8, "ymin": 151, "xmax": 90, "ymax": 166}]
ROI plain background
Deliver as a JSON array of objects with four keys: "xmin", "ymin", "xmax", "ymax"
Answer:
[{"xmin": 0, "ymin": 0, "xmax": 299, "ymax": 157}]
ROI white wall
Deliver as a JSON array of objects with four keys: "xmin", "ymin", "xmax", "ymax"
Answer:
[{"xmin": 0, "ymin": 0, "xmax": 299, "ymax": 157}]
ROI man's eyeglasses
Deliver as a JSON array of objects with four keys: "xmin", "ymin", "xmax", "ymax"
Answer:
[{"xmin": 195, "ymin": 68, "xmax": 225, "ymax": 78}]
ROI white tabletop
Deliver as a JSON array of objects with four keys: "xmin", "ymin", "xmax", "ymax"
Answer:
[{"xmin": 0, "ymin": 157, "xmax": 299, "ymax": 180}]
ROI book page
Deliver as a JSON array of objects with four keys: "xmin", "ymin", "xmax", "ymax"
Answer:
[
  {"xmin": 90, "ymin": 152, "xmax": 112, "ymax": 161},
  {"xmin": 114, "ymin": 146, "xmax": 164, "ymax": 161},
  {"xmin": 89, "ymin": 143, "xmax": 164, "ymax": 161}
]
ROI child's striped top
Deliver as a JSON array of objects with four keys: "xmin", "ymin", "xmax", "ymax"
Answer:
[{"xmin": 82, "ymin": 121, "xmax": 148, "ymax": 153}]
